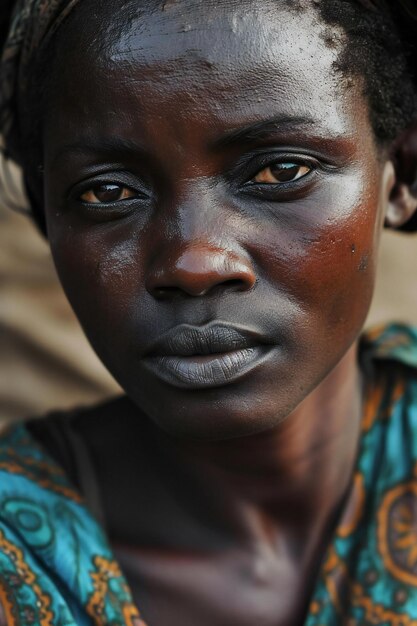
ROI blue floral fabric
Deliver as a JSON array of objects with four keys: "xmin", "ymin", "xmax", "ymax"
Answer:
[
  {"xmin": 307, "ymin": 324, "xmax": 417, "ymax": 626},
  {"xmin": 0, "ymin": 425, "xmax": 146, "ymax": 625},
  {"xmin": 1, "ymin": 324, "xmax": 417, "ymax": 625}
]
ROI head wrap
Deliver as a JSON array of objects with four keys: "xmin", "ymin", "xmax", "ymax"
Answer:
[{"xmin": 0, "ymin": 0, "xmax": 81, "ymax": 160}]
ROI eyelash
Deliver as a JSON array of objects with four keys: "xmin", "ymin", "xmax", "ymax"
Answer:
[
  {"xmin": 69, "ymin": 154, "xmax": 320, "ymax": 221},
  {"xmin": 68, "ymin": 173, "xmax": 149, "ymax": 220},
  {"xmin": 243, "ymin": 151, "xmax": 317, "ymax": 180}
]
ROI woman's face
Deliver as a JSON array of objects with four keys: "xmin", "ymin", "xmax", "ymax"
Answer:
[{"xmin": 42, "ymin": 0, "xmax": 392, "ymax": 439}]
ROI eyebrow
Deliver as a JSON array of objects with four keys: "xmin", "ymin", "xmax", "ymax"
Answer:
[
  {"xmin": 52, "ymin": 137, "xmax": 149, "ymax": 163},
  {"xmin": 52, "ymin": 115, "xmax": 353, "ymax": 165},
  {"xmin": 212, "ymin": 115, "xmax": 317, "ymax": 149}
]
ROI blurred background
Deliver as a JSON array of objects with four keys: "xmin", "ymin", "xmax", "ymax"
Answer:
[
  {"xmin": 1, "ymin": 158, "xmax": 416, "ymax": 424},
  {"xmin": 0, "ymin": 159, "xmax": 121, "ymax": 422}
]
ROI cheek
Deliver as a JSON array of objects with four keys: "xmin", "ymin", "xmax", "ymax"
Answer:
[
  {"xmin": 48, "ymin": 221, "xmax": 151, "ymax": 367},
  {"xmin": 250, "ymin": 187, "xmax": 381, "ymax": 343},
  {"xmin": 299, "ymin": 219, "xmax": 376, "ymax": 334}
]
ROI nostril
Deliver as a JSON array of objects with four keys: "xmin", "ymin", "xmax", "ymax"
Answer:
[
  {"xmin": 153, "ymin": 286, "xmax": 181, "ymax": 299},
  {"xmin": 153, "ymin": 278, "xmax": 252, "ymax": 299},
  {"xmin": 146, "ymin": 245, "xmax": 257, "ymax": 298},
  {"xmin": 220, "ymin": 278, "xmax": 249, "ymax": 292}
]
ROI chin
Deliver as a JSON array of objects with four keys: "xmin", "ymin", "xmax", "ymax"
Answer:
[{"xmin": 126, "ymin": 375, "xmax": 302, "ymax": 441}]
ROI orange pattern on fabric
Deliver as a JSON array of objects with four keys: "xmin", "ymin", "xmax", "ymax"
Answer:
[
  {"xmin": 362, "ymin": 378, "xmax": 405, "ymax": 434},
  {"xmin": 309, "ymin": 601, "xmax": 321, "ymax": 615},
  {"xmin": 0, "ymin": 461, "xmax": 82, "ymax": 503},
  {"xmin": 362, "ymin": 381, "xmax": 385, "ymax": 433},
  {"xmin": 350, "ymin": 583, "xmax": 417, "ymax": 626},
  {"xmin": 0, "ymin": 581, "xmax": 15, "ymax": 626},
  {"xmin": 321, "ymin": 547, "xmax": 348, "ymax": 613},
  {"xmin": 4, "ymin": 447, "xmax": 66, "ymax": 476},
  {"xmin": 86, "ymin": 556, "xmax": 144, "ymax": 626},
  {"xmin": 322, "ymin": 546, "xmax": 417, "ymax": 625},
  {"xmin": 337, "ymin": 473, "xmax": 366, "ymax": 539},
  {"xmin": 364, "ymin": 325, "xmax": 411, "ymax": 350},
  {"xmin": 0, "ymin": 530, "xmax": 54, "ymax": 625},
  {"xmin": 123, "ymin": 605, "xmax": 149, "ymax": 626},
  {"xmin": 378, "ymin": 482, "xmax": 417, "ymax": 587},
  {"xmin": 362, "ymin": 324, "xmax": 388, "ymax": 343},
  {"xmin": 381, "ymin": 380, "xmax": 405, "ymax": 420}
]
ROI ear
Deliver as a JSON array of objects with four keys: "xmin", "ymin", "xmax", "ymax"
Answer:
[{"xmin": 385, "ymin": 122, "xmax": 417, "ymax": 231}]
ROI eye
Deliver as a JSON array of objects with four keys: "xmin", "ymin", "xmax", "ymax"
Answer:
[
  {"xmin": 252, "ymin": 162, "xmax": 311, "ymax": 184},
  {"xmin": 80, "ymin": 184, "xmax": 136, "ymax": 204}
]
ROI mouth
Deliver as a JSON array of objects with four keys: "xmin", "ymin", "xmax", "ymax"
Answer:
[{"xmin": 141, "ymin": 322, "xmax": 274, "ymax": 389}]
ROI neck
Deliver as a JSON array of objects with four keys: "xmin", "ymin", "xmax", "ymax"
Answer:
[
  {"xmin": 174, "ymin": 343, "xmax": 363, "ymax": 526},
  {"xmin": 94, "ymin": 342, "xmax": 364, "ymax": 552}
]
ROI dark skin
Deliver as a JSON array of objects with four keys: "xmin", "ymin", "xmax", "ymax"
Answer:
[{"xmin": 33, "ymin": 0, "xmax": 417, "ymax": 624}]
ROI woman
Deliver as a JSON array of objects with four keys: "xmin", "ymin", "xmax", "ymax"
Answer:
[{"xmin": 1, "ymin": 0, "xmax": 417, "ymax": 624}]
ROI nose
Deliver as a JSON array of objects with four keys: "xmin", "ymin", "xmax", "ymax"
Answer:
[{"xmin": 146, "ymin": 242, "xmax": 256, "ymax": 298}]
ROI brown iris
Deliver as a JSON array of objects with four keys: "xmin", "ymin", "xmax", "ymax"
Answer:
[
  {"xmin": 253, "ymin": 163, "xmax": 311, "ymax": 184},
  {"xmin": 80, "ymin": 184, "xmax": 136, "ymax": 204}
]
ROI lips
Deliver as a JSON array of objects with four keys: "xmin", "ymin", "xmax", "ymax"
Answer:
[{"xmin": 141, "ymin": 323, "xmax": 273, "ymax": 389}]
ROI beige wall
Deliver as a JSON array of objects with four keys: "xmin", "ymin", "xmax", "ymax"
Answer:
[
  {"xmin": 0, "ymin": 162, "xmax": 120, "ymax": 421},
  {"xmin": 367, "ymin": 230, "xmax": 417, "ymax": 328}
]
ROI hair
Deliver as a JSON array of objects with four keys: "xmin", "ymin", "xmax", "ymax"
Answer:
[
  {"xmin": 0, "ymin": 1, "xmax": 15, "ymax": 49},
  {"xmin": 319, "ymin": 0, "xmax": 417, "ymax": 145},
  {"xmin": 1, "ymin": 0, "xmax": 417, "ymax": 230}
]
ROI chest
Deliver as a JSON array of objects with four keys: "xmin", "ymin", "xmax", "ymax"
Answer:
[{"xmin": 112, "ymin": 543, "xmax": 315, "ymax": 626}]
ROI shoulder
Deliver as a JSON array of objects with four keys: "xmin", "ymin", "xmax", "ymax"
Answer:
[
  {"xmin": 360, "ymin": 323, "xmax": 417, "ymax": 412},
  {"xmin": 361, "ymin": 322, "xmax": 417, "ymax": 373},
  {"xmin": 358, "ymin": 323, "xmax": 417, "ymax": 480},
  {"xmin": 0, "ymin": 396, "xmax": 141, "ymax": 543},
  {"xmin": 0, "ymin": 402, "xmax": 137, "ymax": 625}
]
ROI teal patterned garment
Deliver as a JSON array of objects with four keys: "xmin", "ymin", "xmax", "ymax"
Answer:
[
  {"xmin": 0, "ymin": 425, "xmax": 146, "ymax": 625},
  {"xmin": 1, "ymin": 323, "xmax": 417, "ymax": 625},
  {"xmin": 307, "ymin": 323, "xmax": 417, "ymax": 626}
]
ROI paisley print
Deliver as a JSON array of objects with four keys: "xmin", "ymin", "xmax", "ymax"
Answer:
[
  {"xmin": 1, "ymin": 323, "xmax": 417, "ymax": 624},
  {"xmin": 0, "ymin": 499, "xmax": 55, "ymax": 550},
  {"xmin": 0, "ymin": 424, "xmax": 146, "ymax": 625},
  {"xmin": 0, "ymin": 529, "xmax": 54, "ymax": 626},
  {"xmin": 305, "ymin": 324, "xmax": 417, "ymax": 625},
  {"xmin": 86, "ymin": 556, "xmax": 143, "ymax": 626},
  {"xmin": 378, "ymin": 482, "xmax": 417, "ymax": 587}
]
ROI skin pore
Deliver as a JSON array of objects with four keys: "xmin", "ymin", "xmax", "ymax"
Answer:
[{"xmin": 34, "ymin": 0, "xmax": 417, "ymax": 624}]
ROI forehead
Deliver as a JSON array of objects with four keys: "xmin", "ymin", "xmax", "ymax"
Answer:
[{"xmin": 45, "ymin": 0, "xmax": 368, "ymax": 156}]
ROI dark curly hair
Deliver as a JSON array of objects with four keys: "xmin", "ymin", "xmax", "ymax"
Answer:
[
  {"xmin": 319, "ymin": 0, "xmax": 417, "ymax": 144},
  {"xmin": 0, "ymin": 0, "xmax": 15, "ymax": 48}
]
